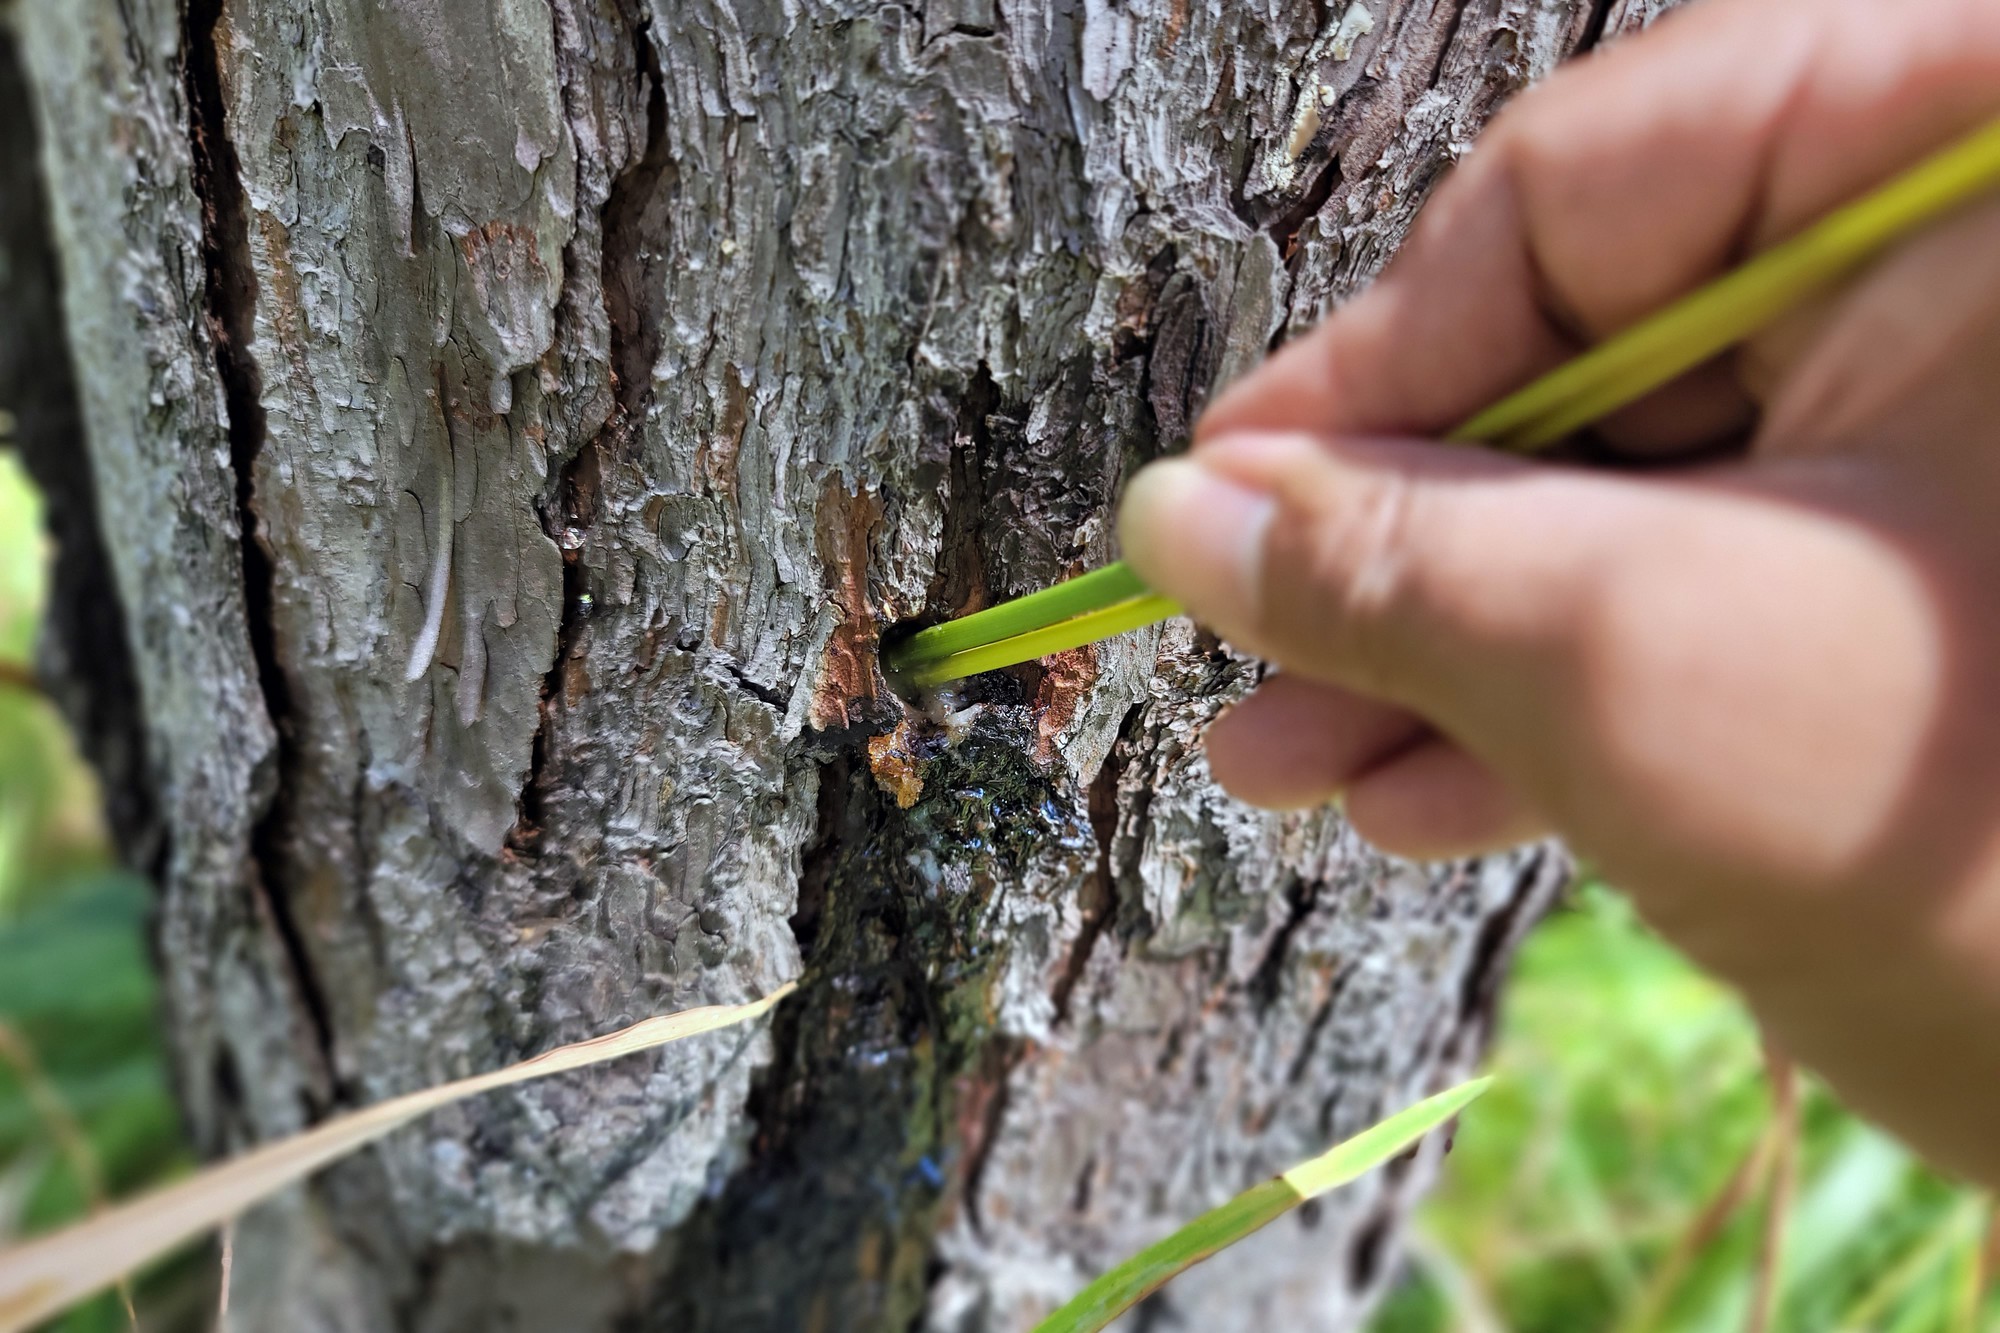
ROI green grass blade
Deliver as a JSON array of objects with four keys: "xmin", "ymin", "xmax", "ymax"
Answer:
[
  {"xmin": 885, "ymin": 563, "xmax": 1149, "ymax": 674},
  {"xmin": 1039, "ymin": 1179, "xmax": 1299, "ymax": 1333},
  {"xmin": 1279, "ymin": 1076, "xmax": 1493, "ymax": 1198},
  {"xmin": 1830, "ymin": 1195, "xmax": 1984, "ymax": 1332},
  {"xmin": 898, "ymin": 593, "xmax": 1181, "ymax": 688},
  {"xmin": 1034, "ymin": 1077, "xmax": 1492, "ymax": 1333},
  {"xmin": 888, "ymin": 115, "xmax": 2000, "ymax": 687}
]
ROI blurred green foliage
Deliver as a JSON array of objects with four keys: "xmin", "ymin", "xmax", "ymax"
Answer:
[
  {"xmin": 1374, "ymin": 886, "xmax": 1996, "ymax": 1332},
  {"xmin": 1, "ymin": 458, "xmax": 81, "ymax": 912},
  {"xmin": 0, "ymin": 453, "xmax": 191, "ymax": 1330},
  {"xmin": 0, "ymin": 447, "xmax": 1992, "ymax": 1331}
]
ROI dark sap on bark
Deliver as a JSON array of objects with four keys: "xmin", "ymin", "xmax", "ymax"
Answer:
[{"xmin": 661, "ymin": 710, "xmax": 1093, "ymax": 1329}]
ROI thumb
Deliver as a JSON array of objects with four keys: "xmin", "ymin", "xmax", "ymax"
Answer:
[
  {"xmin": 1115, "ymin": 432, "xmax": 1930, "ymax": 847},
  {"xmin": 1119, "ymin": 433, "xmax": 1628, "ymax": 732}
]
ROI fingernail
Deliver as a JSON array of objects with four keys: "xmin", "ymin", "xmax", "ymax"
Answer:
[{"xmin": 1117, "ymin": 457, "xmax": 1275, "ymax": 621}]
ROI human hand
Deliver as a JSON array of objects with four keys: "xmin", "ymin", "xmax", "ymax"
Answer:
[{"xmin": 1118, "ymin": 0, "xmax": 2000, "ymax": 1184}]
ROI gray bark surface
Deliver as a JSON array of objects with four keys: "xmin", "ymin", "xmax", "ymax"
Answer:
[{"xmin": 4, "ymin": 0, "xmax": 1670, "ymax": 1327}]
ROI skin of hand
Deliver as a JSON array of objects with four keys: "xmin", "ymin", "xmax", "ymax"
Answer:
[{"xmin": 1117, "ymin": 0, "xmax": 2000, "ymax": 1186}]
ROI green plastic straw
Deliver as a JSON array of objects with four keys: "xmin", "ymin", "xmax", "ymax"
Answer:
[
  {"xmin": 885, "ymin": 114, "xmax": 2000, "ymax": 688},
  {"xmin": 1033, "ymin": 1077, "xmax": 1492, "ymax": 1333}
]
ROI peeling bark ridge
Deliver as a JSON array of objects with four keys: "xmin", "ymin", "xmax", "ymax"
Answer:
[{"xmin": 8, "ymin": 0, "xmax": 1672, "ymax": 1327}]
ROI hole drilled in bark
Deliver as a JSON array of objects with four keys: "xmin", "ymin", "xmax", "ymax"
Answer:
[
  {"xmin": 875, "ymin": 617, "xmax": 930, "ymax": 705},
  {"xmin": 876, "ymin": 616, "xmax": 1044, "ymax": 709}
]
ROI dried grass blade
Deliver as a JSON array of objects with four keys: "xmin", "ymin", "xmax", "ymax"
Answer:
[
  {"xmin": 1616, "ymin": 1115, "xmax": 1779, "ymax": 1333},
  {"xmin": 1033, "ymin": 1076, "xmax": 1491, "ymax": 1333},
  {"xmin": 1745, "ymin": 1048, "xmax": 1798, "ymax": 1333},
  {"xmin": 1832, "ymin": 1196, "xmax": 1985, "ymax": 1331},
  {"xmin": 1951, "ymin": 1198, "xmax": 1993, "ymax": 1333},
  {"xmin": 0, "ymin": 1021, "xmax": 136, "ymax": 1330},
  {"xmin": 0, "ymin": 985, "xmax": 794, "ymax": 1333}
]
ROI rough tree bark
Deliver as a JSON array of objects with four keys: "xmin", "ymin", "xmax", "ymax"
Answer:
[{"xmin": 3, "ymin": 0, "xmax": 1674, "ymax": 1327}]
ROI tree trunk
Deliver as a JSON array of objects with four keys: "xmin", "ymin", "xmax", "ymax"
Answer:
[{"xmin": 4, "ymin": 0, "xmax": 1671, "ymax": 1327}]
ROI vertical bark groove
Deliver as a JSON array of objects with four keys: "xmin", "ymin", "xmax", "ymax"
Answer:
[
  {"xmin": 521, "ymin": 7, "xmax": 674, "ymax": 851},
  {"xmin": 182, "ymin": 0, "xmax": 336, "ymax": 1080},
  {"xmin": 1250, "ymin": 876, "xmax": 1323, "ymax": 1013},
  {"xmin": 1049, "ymin": 700, "xmax": 1145, "ymax": 1025},
  {"xmin": 1578, "ymin": 0, "xmax": 1620, "ymax": 52}
]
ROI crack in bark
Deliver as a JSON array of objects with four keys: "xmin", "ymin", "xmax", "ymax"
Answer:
[
  {"xmin": 1050, "ymin": 702, "xmax": 1145, "ymax": 1024},
  {"xmin": 922, "ymin": 362, "xmax": 1000, "ymax": 622},
  {"xmin": 722, "ymin": 661, "xmax": 791, "ymax": 710},
  {"xmin": 518, "ymin": 11, "xmax": 673, "ymax": 850},
  {"xmin": 601, "ymin": 15, "xmax": 674, "ymax": 425},
  {"xmin": 1345, "ymin": 1192, "xmax": 1399, "ymax": 1292},
  {"xmin": 1283, "ymin": 963, "xmax": 1349, "ymax": 1087},
  {"xmin": 957, "ymin": 1034, "xmax": 1023, "ymax": 1239},
  {"xmin": 1128, "ymin": 248, "xmax": 1218, "ymax": 457},
  {"xmin": 184, "ymin": 0, "xmax": 337, "ymax": 1072},
  {"xmin": 1576, "ymin": 0, "xmax": 1619, "ymax": 53},
  {"xmin": 1456, "ymin": 847, "xmax": 1564, "ymax": 1025},
  {"xmin": 1248, "ymin": 874, "xmax": 1320, "ymax": 1014},
  {"xmin": 1429, "ymin": 0, "xmax": 1478, "ymax": 88},
  {"xmin": 1269, "ymin": 152, "xmax": 1344, "ymax": 267}
]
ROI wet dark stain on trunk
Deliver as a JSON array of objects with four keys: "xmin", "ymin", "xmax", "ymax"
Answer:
[{"xmin": 652, "ymin": 713, "xmax": 1091, "ymax": 1331}]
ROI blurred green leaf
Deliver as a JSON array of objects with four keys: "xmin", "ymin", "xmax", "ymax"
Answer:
[
  {"xmin": 1040, "ymin": 1079, "xmax": 1492, "ymax": 1333},
  {"xmin": 0, "ymin": 454, "xmax": 44, "ymax": 663},
  {"xmin": 1377, "ymin": 887, "xmax": 1997, "ymax": 1333},
  {"xmin": 0, "ymin": 875, "xmax": 158, "ymax": 1022},
  {"xmin": 0, "ymin": 874, "xmax": 184, "ymax": 1227}
]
